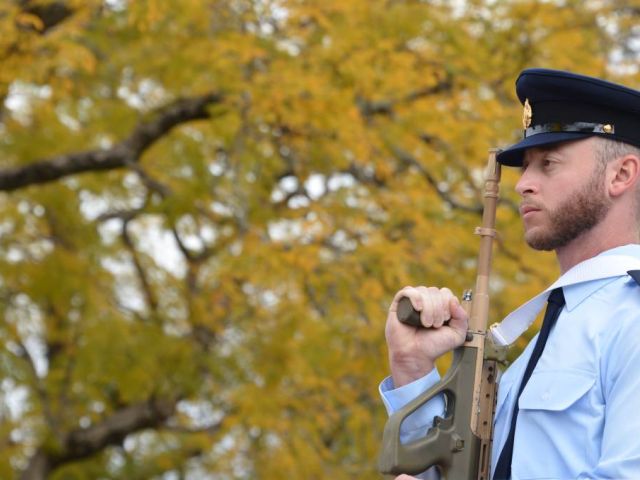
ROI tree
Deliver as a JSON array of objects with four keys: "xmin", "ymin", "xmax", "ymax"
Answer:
[{"xmin": 1, "ymin": 0, "xmax": 639, "ymax": 478}]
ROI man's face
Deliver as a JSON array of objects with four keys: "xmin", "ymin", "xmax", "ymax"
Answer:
[{"xmin": 515, "ymin": 138, "xmax": 611, "ymax": 251}]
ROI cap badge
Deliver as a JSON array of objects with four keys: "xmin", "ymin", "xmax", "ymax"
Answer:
[{"xmin": 523, "ymin": 98, "xmax": 532, "ymax": 129}]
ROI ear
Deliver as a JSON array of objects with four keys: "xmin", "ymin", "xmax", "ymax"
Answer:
[{"xmin": 609, "ymin": 154, "xmax": 640, "ymax": 198}]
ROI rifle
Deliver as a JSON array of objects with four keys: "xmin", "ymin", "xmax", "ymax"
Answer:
[{"xmin": 378, "ymin": 149, "xmax": 506, "ymax": 479}]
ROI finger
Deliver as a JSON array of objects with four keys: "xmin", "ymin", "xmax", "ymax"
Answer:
[
  {"xmin": 390, "ymin": 287, "xmax": 421, "ymax": 314},
  {"xmin": 436, "ymin": 287, "xmax": 455, "ymax": 327},
  {"xmin": 418, "ymin": 286, "xmax": 438, "ymax": 327},
  {"xmin": 427, "ymin": 287, "xmax": 451, "ymax": 328},
  {"xmin": 430, "ymin": 290, "xmax": 445, "ymax": 328}
]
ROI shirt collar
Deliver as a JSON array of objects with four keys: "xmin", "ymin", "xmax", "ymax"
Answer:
[{"xmin": 563, "ymin": 244, "xmax": 640, "ymax": 311}]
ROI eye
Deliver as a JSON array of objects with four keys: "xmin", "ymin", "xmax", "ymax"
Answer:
[{"xmin": 542, "ymin": 157, "xmax": 555, "ymax": 168}]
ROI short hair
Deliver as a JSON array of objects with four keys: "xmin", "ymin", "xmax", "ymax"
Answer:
[
  {"xmin": 594, "ymin": 137, "xmax": 640, "ymax": 167},
  {"xmin": 594, "ymin": 137, "xmax": 640, "ymax": 224}
]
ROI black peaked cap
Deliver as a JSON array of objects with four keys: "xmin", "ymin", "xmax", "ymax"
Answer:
[{"xmin": 497, "ymin": 68, "xmax": 640, "ymax": 166}]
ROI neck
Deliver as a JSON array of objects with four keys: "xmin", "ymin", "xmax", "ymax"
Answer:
[{"xmin": 555, "ymin": 211, "xmax": 640, "ymax": 273}]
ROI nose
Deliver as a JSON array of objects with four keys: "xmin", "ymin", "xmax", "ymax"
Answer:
[{"xmin": 515, "ymin": 168, "xmax": 539, "ymax": 197}]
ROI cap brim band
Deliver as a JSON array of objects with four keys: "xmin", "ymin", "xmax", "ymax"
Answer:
[{"xmin": 496, "ymin": 132, "xmax": 593, "ymax": 166}]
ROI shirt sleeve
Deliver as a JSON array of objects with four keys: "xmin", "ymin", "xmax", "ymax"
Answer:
[
  {"xmin": 378, "ymin": 369, "xmax": 446, "ymax": 442},
  {"xmin": 378, "ymin": 370, "xmax": 445, "ymax": 480}
]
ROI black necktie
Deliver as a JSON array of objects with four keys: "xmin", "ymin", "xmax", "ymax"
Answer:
[{"xmin": 493, "ymin": 287, "xmax": 566, "ymax": 480}]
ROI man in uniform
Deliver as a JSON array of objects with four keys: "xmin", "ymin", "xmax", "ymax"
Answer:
[{"xmin": 380, "ymin": 69, "xmax": 640, "ymax": 479}]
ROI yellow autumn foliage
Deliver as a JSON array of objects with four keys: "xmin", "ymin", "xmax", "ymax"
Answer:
[{"xmin": 0, "ymin": 1, "xmax": 639, "ymax": 479}]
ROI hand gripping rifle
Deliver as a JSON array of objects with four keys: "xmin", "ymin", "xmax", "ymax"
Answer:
[{"xmin": 378, "ymin": 149, "xmax": 504, "ymax": 479}]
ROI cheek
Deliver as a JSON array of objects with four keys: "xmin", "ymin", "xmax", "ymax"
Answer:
[{"xmin": 546, "ymin": 177, "xmax": 578, "ymax": 199}]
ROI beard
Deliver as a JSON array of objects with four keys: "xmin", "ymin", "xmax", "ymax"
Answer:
[{"xmin": 524, "ymin": 168, "xmax": 611, "ymax": 251}]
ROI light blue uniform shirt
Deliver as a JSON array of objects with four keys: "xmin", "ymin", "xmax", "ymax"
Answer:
[{"xmin": 380, "ymin": 245, "xmax": 640, "ymax": 479}]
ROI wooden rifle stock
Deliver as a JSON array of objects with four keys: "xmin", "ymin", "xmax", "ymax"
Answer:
[{"xmin": 378, "ymin": 149, "xmax": 503, "ymax": 479}]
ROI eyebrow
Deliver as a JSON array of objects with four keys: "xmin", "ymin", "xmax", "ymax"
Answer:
[{"xmin": 523, "ymin": 145, "xmax": 560, "ymax": 162}]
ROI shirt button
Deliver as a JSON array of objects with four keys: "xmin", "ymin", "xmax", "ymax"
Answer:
[{"xmin": 541, "ymin": 391, "xmax": 550, "ymax": 401}]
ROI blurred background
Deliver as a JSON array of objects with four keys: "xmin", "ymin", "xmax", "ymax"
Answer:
[{"xmin": 1, "ymin": 0, "xmax": 639, "ymax": 478}]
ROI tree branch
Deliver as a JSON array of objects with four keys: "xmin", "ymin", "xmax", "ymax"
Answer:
[
  {"xmin": 121, "ymin": 218, "xmax": 159, "ymax": 314},
  {"xmin": 356, "ymin": 74, "xmax": 453, "ymax": 119},
  {"xmin": 389, "ymin": 144, "xmax": 484, "ymax": 214},
  {"xmin": 18, "ymin": 1, "xmax": 74, "ymax": 33},
  {"xmin": 20, "ymin": 397, "xmax": 177, "ymax": 480},
  {"xmin": 0, "ymin": 92, "xmax": 224, "ymax": 192}
]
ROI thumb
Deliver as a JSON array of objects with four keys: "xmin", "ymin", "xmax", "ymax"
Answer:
[
  {"xmin": 449, "ymin": 297, "xmax": 468, "ymax": 321},
  {"xmin": 448, "ymin": 297, "xmax": 469, "ymax": 333}
]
